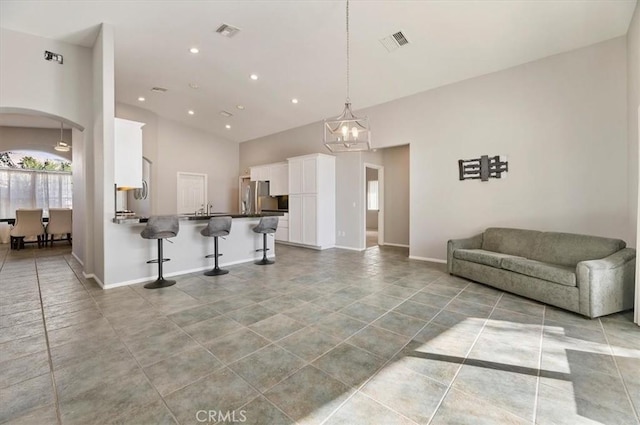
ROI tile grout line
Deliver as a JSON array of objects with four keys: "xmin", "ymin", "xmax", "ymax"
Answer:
[
  {"xmin": 33, "ymin": 253, "xmax": 63, "ymax": 425},
  {"xmin": 318, "ymin": 278, "xmax": 473, "ymax": 425},
  {"xmin": 598, "ymin": 317, "xmax": 640, "ymax": 424},
  {"xmin": 531, "ymin": 304, "xmax": 546, "ymax": 424},
  {"xmin": 425, "ymin": 291, "xmax": 505, "ymax": 425}
]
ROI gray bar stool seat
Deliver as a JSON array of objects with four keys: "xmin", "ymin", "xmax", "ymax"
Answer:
[
  {"xmin": 201, "ymin": 216, "xmax": 232, "ymax": 276},
  {"xmin": 252, "ymin": 216, "xmax": 278, "ymax": 265},
  {"xmin": 141, "ymin": 215, "xmax": 179, "ymax": 289}
]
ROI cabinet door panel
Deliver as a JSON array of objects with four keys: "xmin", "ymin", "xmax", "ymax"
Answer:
[
  {"xmin": 288, "ymin": 195, "xmax": 303, "ymax": 244},
  {"xmin": 270, "ymin": 163, "xmax": 288, "ymax": 196},
  {"xmin": 114, "ymin": 118, "xmax": 144, "ymax": 188},
  {"xmin": 288, "ymin": 159, "xmax": 303, "ymax": 194},
  {"xmin": 302, "ymin": 158, "xmax": 317, "ymax": 193},
  {"xmin": 302, "ymin": 194, "xmax": 317, "ymax": 245}
]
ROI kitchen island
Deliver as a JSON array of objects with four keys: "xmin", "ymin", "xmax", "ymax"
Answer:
[{"xmin": 104, "ymin": 213, "xmax": 283, "ymax": 288}]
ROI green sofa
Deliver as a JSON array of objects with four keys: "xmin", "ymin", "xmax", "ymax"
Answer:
[{"xmin": 447, "ymin": 228, "xmax": 636, "ymax": 318}]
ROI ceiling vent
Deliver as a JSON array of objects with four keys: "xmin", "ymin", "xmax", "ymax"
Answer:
[
  {"xmin": 220, "ymin": 111, "xmax": 233, "ymax": 118},
  {"xmin": 151, "ymin": 87, "xmax": 168, "ymax": 93},
  {"xmin": 216, "ymin": 24, "xmax": 241, "ymax": 38},
  {"xmin": 379, "ymin": 31, "xmax": 409, "ymax": 53}
]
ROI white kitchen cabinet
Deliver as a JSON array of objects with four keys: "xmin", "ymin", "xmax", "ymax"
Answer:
[
  {"xmin": 269, "ymin": 162, "xmax": 288, "ymax": 196},
  {"xmin": 250, "ymin": 165, "xmax": 270, "ymax": 182},
  {"xmin": 114, "ymin": 118, "xmax": 144, "ymax": 189},
  {"xmin": 275, "ymin": 212, "xmax": 289, "ymax": 242},
  {"xmin": 287, "ymin": 154, "xmax": 335, "ymax": 249}
]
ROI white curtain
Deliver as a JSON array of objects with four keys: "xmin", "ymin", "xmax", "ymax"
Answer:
[{"xmin": 0, "ymin": 169, "xmax": 72, "ymax": 218}]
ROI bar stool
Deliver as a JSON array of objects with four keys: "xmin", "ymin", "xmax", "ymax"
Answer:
[
  {"xmin": 141, "ymin": 215, "xmax": 179, "ymax": 289},
  {"xmin": 252, "ymin": 216, "xmax": 279, "ymax": 265},
  {"xmin": 201, "ymin": 216, "xmax": 232, "ymax": 276}
]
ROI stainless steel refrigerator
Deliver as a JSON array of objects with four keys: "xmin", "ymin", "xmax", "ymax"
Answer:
[
  {"xmin": 242, "ymin": 180, "xmax": 269, "ymax": 214},
  {"xmin": 127, "ymin": 157, "xmax": 152, "ymax": 217}
]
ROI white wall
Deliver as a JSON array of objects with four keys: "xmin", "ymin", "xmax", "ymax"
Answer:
[
  {"xmin": 0, "ymin": 126, "xmax": 73, "ymax": 161},
  {"xmin": 367, "ymin": 37, "xmax": 628, "ymax": 261},
  {"xmin": 0, "ymin": 27, "xmax": 94, "ymax": 268},
  {"xmin": 242, "ymin": 37, "xmax": 629, "ymax": 261},
  {"xmin": 155, "ymin": 118, "xmax": 239, "ymax": 214},
  {"xmin": 0, "ymin": 28, "xmax": 92, "ymax": 129},
  {"xmin": 382, "ymin": 145, "xmax": 410, "ymax": 246},
  {"xmin": 627, "ymin": 3, "xmax": 640, "ymax": 324}
]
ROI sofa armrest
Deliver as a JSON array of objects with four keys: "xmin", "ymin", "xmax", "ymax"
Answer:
[
  {"xmin": 447, "ymin": 233, "xmax": 483, "ymax": 274},
  {"xmin": 576, "ymin": 248, "xmax": 636, "ymax": 318}
]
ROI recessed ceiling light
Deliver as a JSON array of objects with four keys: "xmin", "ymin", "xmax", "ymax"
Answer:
[
  {"xmin": 138, "ymin": 97, "xmax": 145, "ymax": 102},
  {"xmin": 188, "ymin": 82, "xmax": 199, "ymax": 89},
  {"xmin": 250, "ymin": 74, "xmax": 258, "ymax": 81},
  {"xmin": 236, "ymin": 105, "xmax": 245, "ymax": 110},
  {"xmin": 291, "ymin": 98, "xmax": 299, "ymax": 104},
  {"xmin": 189, "ymin": 47, "xmax": 199, "ymax": 54},
  {"xmin": 225, "ymin": 124, "xmax": 231, "ymax": 129},
  {"xmin": 188, "ymin": 110, "xmax": 195, "ymax": 115}
]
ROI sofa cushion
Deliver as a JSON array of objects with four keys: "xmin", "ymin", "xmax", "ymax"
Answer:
[
  {"xmin": 501, "ymin": 257, "xmax": 576, "ymax": 287},
  {"xmin": 482, "ymin": 228, "xmax": 542, "ymax": 258},
  {"xmin": 530, "ymin": 232, "xmax": 626, "ymax": 268},
  {"xmin": 453, "ymin": 249, "xmax": 522, "ymax": 268}
]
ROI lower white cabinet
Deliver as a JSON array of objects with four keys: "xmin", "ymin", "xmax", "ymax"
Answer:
[
  {"xmin": 289, "ymin": 194, "xmax": 324, "ymax": 248},
  {"xmin": 275, "ymin": 213, "xmax": 289, "ymax": 242}
]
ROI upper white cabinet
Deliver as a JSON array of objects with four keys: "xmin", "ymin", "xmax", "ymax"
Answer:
[
  {"xmin": 249, "ymin": 162, "xmax": 289, "ymax": 196},
  {"xmin": 269, "ymin": 162, "xmax": 289, "ymax": 196},
  {"xmin": 287, "ymin": 153, "xmax": 335, "ymax": 249},
  {"xmin": 250, "ymin": 165, "xmax": 271, "ymax": 182},
  {"xmin": 114, "ymin": 118, "xmax": 144, "ymax": 189}
]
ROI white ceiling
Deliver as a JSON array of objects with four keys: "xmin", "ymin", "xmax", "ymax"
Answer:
[{"xmin": 0, "ymin": 0, "xmax": 637, "ymax": 141}]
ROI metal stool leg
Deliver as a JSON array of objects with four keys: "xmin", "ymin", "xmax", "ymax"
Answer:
[
  {"xmin": 255, "ymin": 233, "xmax": 274, "ymax": 265},
  {"xmin": 144, "ymin": 239, "xmax": 176, "ymax": 289},
  {"xmin": 205, "ymin": 236, "xmax": 229, "ymax": 276}
]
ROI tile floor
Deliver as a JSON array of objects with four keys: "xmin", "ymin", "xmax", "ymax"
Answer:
[{"xmin": 1, "ymin": 242, "xmax": 639, "ymax": 425}]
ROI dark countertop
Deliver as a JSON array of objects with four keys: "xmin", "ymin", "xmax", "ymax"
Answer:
[
  {"xmin": 261, "ymin": 209, "xmax": 289, "ymax": 213},
  {"xmin": 113, "ymin": 211, "xmax": 284, "ymax": 224}
]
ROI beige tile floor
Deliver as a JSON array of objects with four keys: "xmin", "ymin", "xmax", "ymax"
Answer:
[{"xmin": 1, "ymin": 242, "xmax": 639, "ymax": 425}]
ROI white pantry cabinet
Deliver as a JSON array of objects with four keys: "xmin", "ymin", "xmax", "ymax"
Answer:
[
  {"xmin": 287, "ymin": 154, "xmax": 335, "ymax": 249},
  {"xmin": 114, "ymin": 118, "xmax": 144, "ymax": 189}
]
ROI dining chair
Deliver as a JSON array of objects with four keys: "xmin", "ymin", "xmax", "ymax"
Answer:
[
  {"xmin": 9, "ymin": 209, "xmax": 45, "ymax": 250},
  {"xmin": 46, "ymin": 208, "xmax": 72, "ymax": 247}
]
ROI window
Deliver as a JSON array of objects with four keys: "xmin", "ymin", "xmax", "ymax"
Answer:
[
  {"xmin": 0, "ymin": 151, "xmax": 72, "ymax": 218},
  {"xmin": 367, "ymin": 180, "xmax": 379, "ymax": 211}
]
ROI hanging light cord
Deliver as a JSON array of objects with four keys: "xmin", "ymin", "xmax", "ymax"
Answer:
[{"xmin": 346, "ymin": 0, "xmax": 350, "ymax": 104}]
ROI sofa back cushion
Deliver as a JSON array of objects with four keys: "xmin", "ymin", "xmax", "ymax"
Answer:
[
  {"xmin": 530, "ymin": 232, "xmax": 626, "ymax": 267},
  {"xmin": 482, "ymin": 228, "xmax": 541, "ymax": 258}
]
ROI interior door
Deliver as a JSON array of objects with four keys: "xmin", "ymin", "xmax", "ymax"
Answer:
[{"xmin": 177, "ymin": 172, "xmax": 207, "ymax": 214}]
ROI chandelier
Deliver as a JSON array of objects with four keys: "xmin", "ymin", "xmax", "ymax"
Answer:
[
  {"xmin": 324, "ymin": 0, "xmax": 371, "ymax": 152},
  {"xmin": 54, "ymin": 121, "xmax": 70, "ymax": 152}
]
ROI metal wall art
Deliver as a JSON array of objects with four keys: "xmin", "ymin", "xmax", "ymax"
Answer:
[{"xmin": 459, "ymin": 155, "xmax": 508, "ymax": 181}]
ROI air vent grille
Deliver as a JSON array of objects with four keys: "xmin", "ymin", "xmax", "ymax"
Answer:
[
  {"xmin": 220, "ymin": 111, "xmax": 233, "ymax": 118},
  {"xmin": 151, "ymin": 87, "xmax": 168, "ymax": 93},
  {"xmin": 216, "ymin": 24, "xmax": 241, "ymax": 38},
  {"xmin": 379, "ymin": 31, "xmax": 409, "ymax": 53}
]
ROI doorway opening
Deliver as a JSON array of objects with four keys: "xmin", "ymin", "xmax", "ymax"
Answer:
[{"xmin": 364, "ymin": 163, "xmax": 383, "ymax": 249}]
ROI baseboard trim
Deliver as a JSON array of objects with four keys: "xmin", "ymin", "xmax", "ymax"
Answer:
[
  {"xmin": 384, "ymin": 243, "xmax": 409, "ymax": 248},
  {"xmin": 82, "ymin": 272, "xmax": 105, "ymax": 288},
  {"xmin": 335, "ymin": 245, "xmax": 365, "ymax": 252},
  {"xmin": 100, "ymin": 256, "xmax": 274, "ymax": 289},
  {"xmin": 409, "ymin": 255, "xmax": 446, "ymax": 264},
  {"xmin": 71, "ymin": 251, "xmax": 84, "ymax": 266}
]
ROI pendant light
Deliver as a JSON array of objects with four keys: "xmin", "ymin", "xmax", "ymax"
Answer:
[
  {"xmin": 324, "ymin": 0, "xmax": 371, "ymax": 152},
  {"xmin": 54, "ymin": 121, "xmax": 70, "ymax": 152}
]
